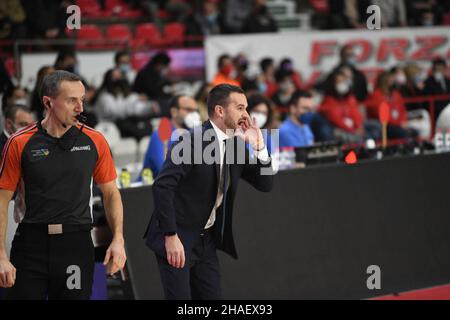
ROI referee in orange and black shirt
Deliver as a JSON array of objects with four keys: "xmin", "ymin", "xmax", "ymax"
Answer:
[{"xmin": 0, "ymin": 70, "xmax": 126, "ymax": 299}]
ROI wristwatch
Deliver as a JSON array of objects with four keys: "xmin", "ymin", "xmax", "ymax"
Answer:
[{"xmin": 164, "ymin": 231, "xmax": 177, "ymax": 236}]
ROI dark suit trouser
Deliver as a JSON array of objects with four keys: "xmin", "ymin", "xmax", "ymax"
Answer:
[{"xmin": 156, "ymin": 229, "xmax": 222, "ymax": 300}]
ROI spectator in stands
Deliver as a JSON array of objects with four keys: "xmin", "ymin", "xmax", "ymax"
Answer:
[
  {"xmin": 142, "ymin": 94, "xmax": 200, "ymax": 177},
  {"xmin": 406, "ymin": 0, "xmax": 444, "ymax": 26},
  {"xmin": 94, "ymin": 68, "xmax": 157, "ymax": 140},
  {"xmin": 1, "ymin": 85, "xmax": 27, "ymax": 114},
  {"xmin": 30, "ymin": 65, "xmax": 55, "ymax": 120},
  {"xmin": 211, "ymin": 54, "xmax": 240, "ymax": 87},
  {"xmin": 319, "ymin": 70, "xmax": 380, "ymax": 143},
  {"xmin": 0, "ymin": 0, "xmax": 26, "ymax": 40},
  {"xmin": 133, "ymin": 51, "xmax": 173, "ymax": 106},
  {"xmin": 184, "ymin": 0, "xmax": 226, "ymax": 38},
  {"xmin": 365, "ymin": 71, "xmax": 418, "ymax": 139},
  {"xmin": 272, "ymin": 70, "xmax": 296, "ymax": 109},
  {"xmin": 194, "ymin": 83, "xmax": 212, "ymax": 122},
  {"xmin": 114, "ymin": 50, "xmax": 134, "ymax": 83},
  {"xmin": 279, "ymin": 90, "xmax": 315, "ymax": 148},
  {"xmin": 390, "ymin": 66, "xmax": 408, "ymax": 95},
  {"xmin": 0, "ymin": 58, "xmax": 13, "ymax": 96},
  {"xmin": 21, "ymin": 0, "xmax": 71, "ymax": 39},
  {"xmin": 54, "ymin": 49, "xmax": 96, "ymax": 109},
  {"xmin": 259, "ymin": 57, "xmax": 277, "ymax": 97},
  {"xmin": 371, "ymin": 0, "xmax": 407, "ymax": 27},
  {"xmin": 223, "ymin": 0, "xmax": 252, "ymax": 33},
  {"xmin": 0, "ymin": 104, "xmax": 33, "ymax": 152},
  {"xmin": 424, "ymin": 57, "xmax": 450, "ymax": 119},
  {"xmin": 242, "ymin": 0, "xmax": 278, "ymax": 33},
  {"xmin": 403, "ymin": 63, "xmax": 427, "ymax": 111},
  {"xmin": 344, "ymin": 0, "xmax": 371, "ymax": 29},
  {"xmin": 277, "ymin": 58, "xmax": 303, "ymax": 90},
  {"xmin": 247, "ymin": 93, "xmax": 274, "ymax": 151},
  {"xmin": 328, "ymin": 45, "xmax": 368, "ymax": 102},
  {"xmin": 234, "ymin": 53, "xmax": 258, "ymax": 91}
]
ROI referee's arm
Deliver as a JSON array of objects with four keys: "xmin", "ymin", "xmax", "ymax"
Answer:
[
  {"xmin": 0, "ymin": 189, "xmax": 16, "ymax": 288},
  {"xmin": 98, "ymin": 180, "xmax": 127, "ymax": 276}
]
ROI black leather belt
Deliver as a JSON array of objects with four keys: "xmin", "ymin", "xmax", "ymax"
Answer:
[{"xmin": 17, "ymin": 223, "xmax": 93, "ymax": 235}]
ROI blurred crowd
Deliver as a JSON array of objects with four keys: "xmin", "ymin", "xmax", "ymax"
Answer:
[
  {"xmin": 0, "ymin": 42, "xmax": 449, "ymax": 177},
  {"xmin": 1, "ymin": 0, "xmax": 450, "ymax": 42}
]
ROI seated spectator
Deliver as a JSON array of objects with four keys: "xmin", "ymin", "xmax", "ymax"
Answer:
[
  {"xmin": 142, "ymin": 94, "xmax": 200, "ymax": 177},
  {"xmin": 30, "ymin": 65, "xmax": 55, "ymax": 120},
  {"xmin": 258, "ymin": 57, "xmax": 277, "ymax": 97},
  {"xmin": 403, "ymin": 63, "xmax": 427, "ymax": 111},
  {"xmin": 0, "ymin": 104, "xmax": 34, "ymax": 152},
  {"xmin": 371, "ymin": 0, "xmax": 407, "ymax": 27},
  {"xmin": 1, "ymin": 84, "xmax": 27, "ymax": 115},
  {"xmin": 211, "ymin": 54, "xmax": 240, "ymax": 87},
  {"xmin": 133, "ymin": 51, "xmax": 173, "ymax": 106},
  {"xmin": 424, "ymin": 57, "xmax": 450, "ymax": 120},
  {"xmin": 21, "ymin": 0, "xmax": 70, "ymax": 39},
  {"xmin": 272, "ymin": 70, "xmax": 297, "ymax": 109},
  {"xmin": 327, "ymin": 45, "xmax": 368, "ymax": 102},
  {"xmin": 319, "ymin": 70, "xmax": 380, "ymax": 143},
  {"xmin": 277, "ymin": 58, "xmax": 303, "ymax": 90},
  {"xmin": 93, "ymin": 68, "xmax": 157, "ymax": 140},
  {"xmin": 242, "ymin": 0, "xmax": 278, "ymax": 33},
  {"xmin": 0, "ymin": 0, "xmax": 26, "ymax": 40},
  {"xmin": 365, "ymin": 71, "xmax": 418, "ymax": 139},
  {"xmin": 184, "ymin": 0, "xmax": 226, "ymax": 40},
  {"xmin": 247, "ymin": 93, "xmax": 274, "ymax": 151},
  {"xmin": 223, "ymin": 0, "xmax": 253, "ymax": 33},
  {"xmin": 279, "ymin": 90, "xmax": 315, "ymax": 148},
  {"xmin": 114, "ymin": 50, "xmax": 135, "ymax": 83},
  {"xmin": 406, "ymin": 0, "xmax": 444, "ymax": 26}
]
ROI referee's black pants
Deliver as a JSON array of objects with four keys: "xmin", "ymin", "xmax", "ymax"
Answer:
[{"xmin": 5, "ymin": 223, "xmax": 95, "ymax": 300}]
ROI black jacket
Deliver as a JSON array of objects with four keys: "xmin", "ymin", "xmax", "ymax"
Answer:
[{"xmin": 144, "ymin": 120, "xmax": 274, "ymax": 259}]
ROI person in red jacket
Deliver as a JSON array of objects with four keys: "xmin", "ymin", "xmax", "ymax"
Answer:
[
  {"xmin": 365, "ymin": 71, "xmax": 418, "ymax": 139},
  {"xmin": 319, "ymin": 70, "xmax": 380, "ymax": 143}
]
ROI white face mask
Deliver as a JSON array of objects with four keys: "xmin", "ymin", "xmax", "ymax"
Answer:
[
  {"xmin": 395, "ymin": 73, "xmax": 407, "ymax": 85},
  {"xmin": 336, "ymin": 82, "xmax": 349, "ymax": 95},
  {"xmin": 250, "ymin": 112, "xmax": 267, "ymax": 128},
  {"xmin": 13, "ymin": 98, "xmax": 28, "ymax": 106},
  {"xmin": 184, "ymin": 111, "xmax": 201, "ymax": 129},
  {"xmin": 434, "ymin": 71, "xmax": 444, "ymax": 82}
]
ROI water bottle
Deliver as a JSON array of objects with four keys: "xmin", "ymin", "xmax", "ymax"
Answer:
[
  {"xmin": 119, "ymin": 168, "xmax": 131, "ymax": 188},
  {"xmin": 141, "ymin": 168, "xmax": 154, "ymax": 185}
]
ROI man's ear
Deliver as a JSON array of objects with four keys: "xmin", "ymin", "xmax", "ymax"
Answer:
[
  {"xmin": 215, "ymin": 105, "xmax": 223, "ymax": 118},
  {"xmin": 42, "ymin": 97, "xmax": 51, "ymax": 109}
]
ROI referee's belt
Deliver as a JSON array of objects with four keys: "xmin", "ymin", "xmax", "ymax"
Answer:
[{"xmin": 17, "ymin": 223, "xmax": 93, "ymax": 235}]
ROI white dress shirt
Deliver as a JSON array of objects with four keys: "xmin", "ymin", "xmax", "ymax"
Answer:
[{"xmin": 204, "ymin": 120, "xmax": 269, "ymax": 229}]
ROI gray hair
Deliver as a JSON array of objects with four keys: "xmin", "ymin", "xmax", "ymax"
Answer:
[{"xmin": 40, "ymin": 70, "xmax": 82, "ymax": 99}]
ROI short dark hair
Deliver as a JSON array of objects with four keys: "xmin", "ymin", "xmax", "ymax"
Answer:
[
  {"xmin": 247, "ymin": 93, "xmax": 273, "ymax": 128},
  {"xmin": 432, "ymin": 57, "xmax": 446, "ymax": 68},
  {"xmin": 4, "ymin": 104, "xmax": 32, "ymax": 121},
  {"xmin": 289, "ymin": 90, "xmax": 312, "ymax": 107},
  {"xmin": 40, "ymin": 70, "xmax": 82, "ymax": 100},
  {"xmin": 217, "ymin": 54, "xmax": 230, "ymax": 69},
  {"xmin": 206, "ymin": 84, "xmax": 244, "ymax": 117},
  {"xmin": 114, "ymin": 50, "xmax": 129, "ymax": 65},
  {"xmin": 260, "ymin": 57, "xmax": 273, "ymax": 73}
]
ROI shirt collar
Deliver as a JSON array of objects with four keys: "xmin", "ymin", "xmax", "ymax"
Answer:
[
  {"xmin": 3, "ymin": 129, "xmax": 10, "ymax": 139},
  {"xmin": 209, "ymin": 119, "xmax": 229, "ymax": 143}
]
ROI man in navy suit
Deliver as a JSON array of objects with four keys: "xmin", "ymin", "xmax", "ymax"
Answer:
[{"xmin": 144, "ymin": 84, "xmax": 274, "ymax": 299}]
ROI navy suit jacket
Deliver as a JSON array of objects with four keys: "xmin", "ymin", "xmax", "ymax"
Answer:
[{"xmin": 144, "ymin": 120, "xmax": 274, "ymax": 259}]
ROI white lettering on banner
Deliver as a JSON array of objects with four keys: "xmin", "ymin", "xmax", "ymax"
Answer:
[{"xmin": 205, "ymin": 27, "xmax": 450, "ymax": 86}]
